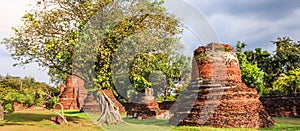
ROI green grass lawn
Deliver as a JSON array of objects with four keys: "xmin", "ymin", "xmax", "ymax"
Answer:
[
  {"xmin": 0, "ymin": 110, "xmax": 101, "ymax": 131},
  {"xmin": 0, "ymin": 110, "xmax": 299, "ymax": 131}
]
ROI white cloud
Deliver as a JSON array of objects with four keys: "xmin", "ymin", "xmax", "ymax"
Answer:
[
  {"xmin": 0, "ymin": 0, "xmax": 35, "ymax": 36},
  {"xmin": 0, "ymin": 44, "xmax": 50, "ymax": 83},
  {"xmin": 0, "ymin": 0, "xmax": 50, "ymax": 83}
]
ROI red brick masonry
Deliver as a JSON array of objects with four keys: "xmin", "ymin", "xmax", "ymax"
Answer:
[{"xmin": 169, "ymin": 43, "xmax": 274, "ymax": 128}]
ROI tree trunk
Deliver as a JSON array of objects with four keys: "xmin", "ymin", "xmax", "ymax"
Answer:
[
  {"xmin": 164, "ymin": 86, "xmax": 168, "ymax": 102},
  {"xmin": 93, "ymin": 90, "xmax": 124, "ymax": 126},
  {"xmin": 52, "ymin": 103, "xmax": 68, "ymax": 125}
]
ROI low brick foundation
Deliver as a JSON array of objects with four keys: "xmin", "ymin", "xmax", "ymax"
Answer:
[{"xmin": 260, "ymin": 93, "xmax": 300, "ymax": 117}]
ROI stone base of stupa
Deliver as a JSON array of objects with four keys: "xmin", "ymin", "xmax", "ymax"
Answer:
[
  {"xmin": 125, "ymin": 88, "xmax": 169, "ymax": 120},
  {"xmin": 169, "ymin": 81, "xmax": 274, "ymax": 128}
]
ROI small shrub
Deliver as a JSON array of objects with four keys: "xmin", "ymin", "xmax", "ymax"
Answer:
[{"xmin": 46, "ymin": 96, "xmax": 58, "ymax": 109}]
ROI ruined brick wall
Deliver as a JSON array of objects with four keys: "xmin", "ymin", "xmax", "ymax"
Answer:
[
  {"xmin": 260, "ymin": 94, "xmax": 300, "ymax": 117},
  {"xmin": 123, "ymin": 102, "xmax": 158, "ymax": 119},
  {"xmin": 158, "ymin": 101, "xmax": 175, "ymax": 110},
  {"xmin": 124, "ymin": 101, "xmax": 175, "ymax": 111},
  {"xmin": 123, "ymin": 102, "xmax": 168, "ymax": 119}
]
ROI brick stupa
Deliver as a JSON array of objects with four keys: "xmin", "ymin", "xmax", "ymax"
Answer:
[
  {"xmin": 125, "ymin": 88, "xmax": 169, "ymax": 120},
  {"xmin": 55, "ymin": 75, "xmax": 126, "ymax": 114},
  {"xmin": 169, "ymin": 43, "xmax": 274, "ymax": 128},
  {"xmin": 55, "ymin": 75, "xmax": 87, "ymax": 110}
]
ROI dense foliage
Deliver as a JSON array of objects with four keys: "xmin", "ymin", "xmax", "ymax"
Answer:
[
  {"xmin": 272, "ymin": 68, "xmax": 300, "ymax": 94},
  {"xmin": 236, "ymin": 37, "xmax": 300, "ymax": 95},
  {"xmin": 236, "ymin": 42, "xmax": 265, "ymax": 95},
  {"xmin": 0, "ymin": 75, "xmax": 58, "ymax": 113}
]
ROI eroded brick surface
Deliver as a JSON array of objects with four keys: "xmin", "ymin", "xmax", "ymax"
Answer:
[
  {"xmin": 170, "ymin": 43, "xmax": 274, "ymax": 128},
  {"xmin": 55, "ymin": 75, "xmax": 87, "ymax": 110}
]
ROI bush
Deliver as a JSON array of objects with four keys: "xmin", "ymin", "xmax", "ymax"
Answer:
[
  {"xmin": 0, "ymin": 75, "xmax": 57, "ymax": 113},
  {"xmin": 158, "ymin": 95, "xmax": 177, "ymax": 102},
  {"xmin": 3, "ymin": 103, "xmax": 13, "ymax": 113},
  {"xmin": 46, "ymin": 96, "xmax": 58, "ymax": 109},
  {"xmin": 240, "ymin": 62, "xmax": 265, "ymax": 95},
  {"xmin": 236, "ymin": 42, "xmax": 266, "ymax": 95},
  {"xmin": 272, "ymin": 68, "xmax": 300, "ymax": 94}
]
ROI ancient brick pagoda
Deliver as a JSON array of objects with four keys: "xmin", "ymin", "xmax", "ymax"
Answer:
[
  {"xmin": 169, "ymin": 43, "xmax": 274, "ymax": 128},
  {"xmin": 55, "ymin": 75, "xmax": 87, "ymax": 110},
  {"xmin": 125, "ymin": 88, "xmax": 169, "ymax": 120},
  {"xmin": 55, "ymin": 75, "xmax": 126, "ymax": 114}
]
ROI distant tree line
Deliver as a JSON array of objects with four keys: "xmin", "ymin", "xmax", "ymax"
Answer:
[
  {"xmin": 236, "ymin": 37, "xmax": 300, "ymax": 96},
  {"xmin": 0, "ymin": 75, "xmax": 59, "ymax": 113}
]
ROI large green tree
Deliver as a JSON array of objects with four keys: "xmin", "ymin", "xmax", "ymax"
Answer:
[
  {"xmin": 244, "ymin": 48, "xmax": 271, "ymax": 72},
  {"xmin": 268, "ymin": 37, "xmax": 300, "ymax": 87},
  {"xmin": 2, "ymin": 0, "xmax": 184, "ymax": 125},
  {"xmin": 243, "ymin": 48, "xmax": 272, "ymax": 88},
  {"xmin": 127, "ymin": 52, "xmax": 190, "ymax": 101},
  {"xmin": 236, "ymin": 37, "xmax": 300, "ymax": 95}
]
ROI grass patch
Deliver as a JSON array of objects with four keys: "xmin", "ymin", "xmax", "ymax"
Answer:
[
  {"xmin": 0, "ymin": 110, "xmax": 101, "ymax": 131},
  {"xmin": 1, "ymin": 110, "xmax": 300, "ymax": 131},
  {"xmin": 260, "ymin": 117, "xmax": 300, "ymax": 131},
  {"xmin": 58, "ymin": 110, "xmax": 90, "ymax": 120}
]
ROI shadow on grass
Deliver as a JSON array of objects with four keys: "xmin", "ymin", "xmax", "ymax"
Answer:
[
  {"xmin": 63, "ymin": 110, "xmax": 82, "ymax": 115},
  {"xmin": 5, "ymin": 112, "xmax": 54, "ymax": 123},
  {"xmin": 260, "ymin": 125, "xmax": 300, "ymax": 131},
  {"xmin": 123, "ymin": 118, "xmax": 172, "ymax": 127},
  {"xmin": 58, "ymin": 110, "xmax": 89, "ymax": 120},
  {"xmin": 3, "ymin": 110, "xmax": 87, "ymax": 126}
]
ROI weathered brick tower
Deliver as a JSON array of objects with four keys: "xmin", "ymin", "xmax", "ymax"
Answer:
[
  {"xmin": 169, "ymin": 43, "xmax": 274, "ymax": 128},
  {"xmin": 55, "ymin": 75, "xmax": 87, "ymax": 110},
  {"xmin": 55, "ymin": 75, "xmax": 125, "ymax": 114}
]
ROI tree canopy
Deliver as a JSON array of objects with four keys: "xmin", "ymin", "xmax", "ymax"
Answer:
[
  {"xmin": 236, "ymin": 37, "xmax": 300, "ymax": 95},
  {"xmin": 2, "ymin": 0, "xmax": 186, "ymax": 91},
  {"xmin": 272, "ymin": 68, "xmax": 300, "ymax": 94}
]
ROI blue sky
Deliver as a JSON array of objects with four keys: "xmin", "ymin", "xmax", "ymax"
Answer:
[{"xmin": 1, "ymin": 0, "xmax": 300, "ymax": 83}]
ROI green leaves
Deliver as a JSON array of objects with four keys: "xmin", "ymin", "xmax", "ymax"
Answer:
[
  {"xmin": 22, "ymin": 13, "xmax": 35, "ymax": 22},
  {"xmin": 127, "ymin": 51, "xmax": 190, "ymax": 99},
  {"xmin": 0, "ymin": 75, "xmax": 58, "ymax": 113},
  {"xmin": 272, "ymin": 68, "xmax": 300, "ymax": 94},
  {"xmin": 272, "ymin": 37, "xmax": 300, "ymax": 75},
  {"xmin": 3, "ymin": 0, "xmax": 185, "ymax": 100},
  {"xmin": 236, "ymin": 41, "xmax": 266, "ymax": 95},
  {"xmin": 236, "ymin": 37, "xmax": 300, "ymax": 95}
]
